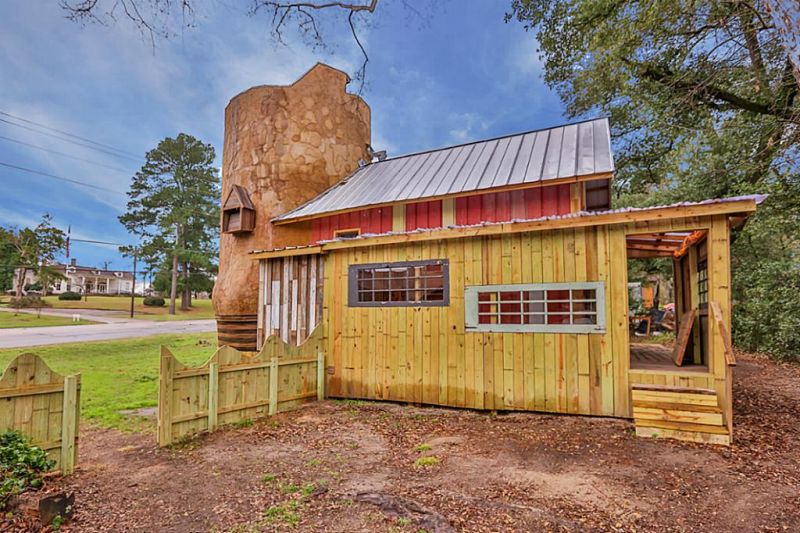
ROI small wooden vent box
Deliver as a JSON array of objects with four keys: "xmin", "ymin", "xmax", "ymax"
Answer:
[{"xmin": 222, "ymin": 185, "xmax": 255, "ymax": 234}]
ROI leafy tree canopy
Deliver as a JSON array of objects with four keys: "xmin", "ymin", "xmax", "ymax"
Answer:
[
  {"xmin": 510, "ymin": 0, "xmax": 800, "ymax": 359},
  {"xmin": 1, "ymin": 215, "xmax": 66, "ymax": 298}
]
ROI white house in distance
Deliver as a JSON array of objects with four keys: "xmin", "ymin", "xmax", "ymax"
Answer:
[{"xmin": 12, "ymin": 258, "xmax": 134, "ymax": 295}]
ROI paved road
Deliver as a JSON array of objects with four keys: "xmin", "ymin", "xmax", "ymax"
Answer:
[{"xmin": 0, "ymin": 319, "xmax": 216, "ymax": 348}]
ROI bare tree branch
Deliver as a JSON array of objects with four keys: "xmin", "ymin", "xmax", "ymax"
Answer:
[
  {"xmin": 250, "ymin": 1, "xmax": 379, "ymax": 93},
  {"xmin": 61, "ymin": 0, "xmax": 197, "ymax": 47},
  {"xmin": 60, "ymin": 0, "xmax": 380, "ymax": 89}
]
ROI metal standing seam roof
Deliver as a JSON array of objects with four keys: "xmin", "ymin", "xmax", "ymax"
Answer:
[{"xmin": 273, "ymin": 117, "xmax": 614, "ymax": 223}]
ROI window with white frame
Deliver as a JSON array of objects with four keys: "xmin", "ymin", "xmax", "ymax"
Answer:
[{"xmin": 465, "ymin": 282, "xmax": 606, "ymax": 333}]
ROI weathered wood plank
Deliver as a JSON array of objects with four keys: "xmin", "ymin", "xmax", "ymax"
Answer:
[
  {"xmin": 633, "ymin": 406, "xmax": 724, "ymax": 426},
  {"xmin": 635, "ymin": 426, "xmax": 730, "ymax": 445}
]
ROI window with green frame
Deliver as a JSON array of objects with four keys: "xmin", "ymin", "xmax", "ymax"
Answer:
[{"xmin": 464, "ymin": 281, "xmax": 606, "ymax": 333}]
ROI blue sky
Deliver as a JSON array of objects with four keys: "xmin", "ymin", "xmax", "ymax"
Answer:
[{"xmin": 0, "ymin": 1, "xmax": 566, "ymax": 271}]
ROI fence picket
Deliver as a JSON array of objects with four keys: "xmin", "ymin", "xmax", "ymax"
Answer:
[
  {"xmin": 317, "ymin": 351, "xmax": 325, "ymax": 401},
  {"xmin": 157, "ymin": 325, "xmax": 324, "ymax": 446},
  {"xmin": 208, "ymin": 362, "xmax": 219, "ymax": 431},
  {"xmin": 0, "ymin": 353, "xmax": 80, "ymax": 474},
  {"xmin": 269, "ymin": 357, "xmax": 279, "ymax": 415},
  {"xmin": 60, "ymin": 375, "xmax": 78, "ymax": 474},
  {"xmin": 158, "ymin": 347, "xmax": 175, "ymax": 446}
]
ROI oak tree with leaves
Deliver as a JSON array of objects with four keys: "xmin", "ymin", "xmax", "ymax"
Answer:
[
  {"xmin": 2, "ymin": 215, "xmax": 66, "ymax": 298},
  {"xmin": 509, "ymin": 0, "xmax": 800, "ymax": 359}
]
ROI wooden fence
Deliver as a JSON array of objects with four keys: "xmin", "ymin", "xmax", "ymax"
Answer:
[
  {"xmin": 158, "ymin": 326, "xmax": 325, "ymax": 446},
  {"xmin": 0, "ymin": 354, "xmax": 80, "ymax": 474}
]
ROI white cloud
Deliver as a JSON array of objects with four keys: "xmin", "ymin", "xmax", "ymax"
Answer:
[{"xmin": 447, "ymin": 112, "xmax": 491, "ymax": 144}]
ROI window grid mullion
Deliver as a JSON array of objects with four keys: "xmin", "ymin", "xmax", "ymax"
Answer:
[{"xmin": 471, "ymin": 282, "xmax": 604, "ymax": 331}]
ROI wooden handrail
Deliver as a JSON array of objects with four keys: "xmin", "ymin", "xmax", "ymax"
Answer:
[{"xmin": 710, "ymin": 301, "xmax": 736, "ymax": 366}]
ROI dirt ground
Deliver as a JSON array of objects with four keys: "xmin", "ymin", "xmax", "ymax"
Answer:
[{"xmin": 5, "ymin": 351, "xmax": 800, "ymax": 532}]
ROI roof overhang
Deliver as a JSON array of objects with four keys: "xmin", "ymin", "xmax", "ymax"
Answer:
[
  {"xmin": 251, "ymin": 195, "xmax": 764, "ymax": 260},
  {"xmin": 271, "ymin": 171, "xmax": 613, "ymax": 226}
]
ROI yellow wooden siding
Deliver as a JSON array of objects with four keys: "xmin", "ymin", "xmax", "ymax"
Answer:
[
  {"xmin": 324, "ymin": 226, "xmax": 626, "ymax": 417},
  {"xmin": 708, "ymin": 215, "xmax": 734, "ymax": 434},
  {"xmin": 314, "ymin": 212, "xmax": 735, "ymax": 423}
]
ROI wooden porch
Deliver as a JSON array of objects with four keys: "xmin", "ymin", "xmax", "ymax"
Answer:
[
  {"xmin": 628, "ymin": 343, "xmax": 729, "ymax": 445},
  {"xmin": 630, "ymin": 343, "xmax": 708, "ymax": 373}
]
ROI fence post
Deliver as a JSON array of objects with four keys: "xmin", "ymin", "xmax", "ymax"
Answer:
[
  {"xmin": 269, "ymin": 357, "xmax": 279, "ymax": 415},
  {"xmin": 158, "ymin": 346, "xmax": 175, "ymax": 446},
  {"xmin": 317, "ymin": 351, "xmax": 325, "ymax": 401},
  {"xmin": 60, "ymin": 375, "xmax": 78, "ymax": 475},
  {"xmin": 208, "ymin": 362, "xmax": 219, "ymax": 432}
]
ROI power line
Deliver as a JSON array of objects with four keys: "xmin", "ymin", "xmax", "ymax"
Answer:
[
  {"xmin": 0, "ymin": 161, "xmax": 128, "ymax": 195},
  {"xmin": 0, "ymin": 117, "xmax": 143, "ymax": 164},
  {"xmin": 0, "ymin": 134, "xmax": 135, "ymax": 174},
  {"xmin": 70, "ymin": 237, "xmax": 130, "ymax": 247},
  {"xmin": 0, "ymin": 110, "xmax": 143, "ymax": 160}
]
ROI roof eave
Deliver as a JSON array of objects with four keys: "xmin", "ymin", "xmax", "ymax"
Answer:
[{"xmin": 251, "ymin": 195, "xmax": 761, "ymax": 260}]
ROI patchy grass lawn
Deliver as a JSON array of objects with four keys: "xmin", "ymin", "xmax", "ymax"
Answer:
[
  {"xmin": 0, "ymin": 312, "xmax": 96, "ymax": 328},
  {"xmin": 5, "ymin": 351, "xmax": 800, "ymax": 532},
  {"xmin": 0, "ymin": 333, "xmax": 217, "ymax": 430},
  {"xmin": 24, "ymin": 295, "xmax": 216, "ymax": 321}
]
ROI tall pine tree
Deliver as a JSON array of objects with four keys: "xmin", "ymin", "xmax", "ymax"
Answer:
[{"xmin": 120, "ymin": 133, "xmax": 219, "ymax": 314}]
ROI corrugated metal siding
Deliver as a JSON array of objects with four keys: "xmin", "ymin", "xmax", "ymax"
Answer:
[
  {"xmin": 311, "ymin": 206, "xmax": 393, "ymax": 242},
  {"xmin": 274, "ymin": 118, "xmax": 614, "ymax": 222},
  {"xmin": 455, "ymin": 184, "xmax": 572, "ymax": 226},
  {"xmin": 406, "ymin": 200, "xmax": 442, "ymax": 231}
]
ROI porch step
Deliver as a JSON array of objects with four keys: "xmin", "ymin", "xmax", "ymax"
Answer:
[{"xmin": 632, "ymin": 384, "xmax": 730, "ymax": 445}]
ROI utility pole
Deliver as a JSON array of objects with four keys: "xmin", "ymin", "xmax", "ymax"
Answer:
[{"xmin": 129, "ymin": 248, "xmax": 138, "ymax": 318}]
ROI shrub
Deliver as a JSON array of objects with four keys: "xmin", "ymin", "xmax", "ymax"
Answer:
[
  {"xmin": 9, "ymin": 296, "xmax": 50, "ymax": 309},
  {"xmin": 0, "ymin": 431, "xmax": 55, "ymax": 510},
  {"xmin": 58, "ymin": 292, "xmax": 82, "ymax": 301},
  {"xmin": 24, "ymin": 282, "xmax": 43, "ymax": 292},
  {"xmin": 143, "ymin": 297, "xmax": 165, "ymax": 307}
]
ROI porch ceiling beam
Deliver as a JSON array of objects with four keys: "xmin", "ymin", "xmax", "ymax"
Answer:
[
  {"xmin": 628, "ymin": 249, "xmax": 674, "ymax": 258},
  {"xmin": 626, "ymin": 243, "xmax": 681, "ymax": 252},
  {"xmin": 626, "ymin": 238, "xmax": 684, "ymax": 247}
]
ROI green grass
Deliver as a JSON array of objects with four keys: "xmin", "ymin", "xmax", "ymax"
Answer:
[
  {"xmin": 16, "ymin": 296, "xmax": 216, "ymax": 321},
  {"xmin": 0, "ymin": 312, "xmax": 96, "ymax": 328},
  {"xmin": 0, "ymin": 333, "xmax": 217, "ymax": 430},
  {"xmin": 414, "ymin": 456, "xmax": 440, "ymax": 467},
  {"xmin": 263, "ymin": 500, "xmax": 301, "ymax": 527}
]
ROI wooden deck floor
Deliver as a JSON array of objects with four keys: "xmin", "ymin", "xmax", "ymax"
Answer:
[{"xmin": 630, "ymin": 343, "xmax": 708, "ymax": 373}]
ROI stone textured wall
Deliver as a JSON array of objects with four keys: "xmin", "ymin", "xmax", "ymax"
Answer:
[{"xmin": 213, "ymin": 63, "xmax": 371, "ymax": 320}]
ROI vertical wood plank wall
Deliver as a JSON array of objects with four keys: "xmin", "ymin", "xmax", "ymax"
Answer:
[
  {"xmin": 263, "ymin": 213, "xmax": 732, "ymax": 421},
  {"xmin": 311, "ymin": 206, "xmax": 393, "ymax": 243},
  {"xmin": 258, "ymin": 254, "xmax": 324, "ymax": 348},
  {"xmin": 322, "ymin": 224, "xmax": 631, "ymax": 418},
  {"xmin": 454, "ymin": 184, "xmax": 572, "ymax": 225},
  {"xmin": 309, "ymin": 183, "xmax": 578, "ymax": 244}
]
